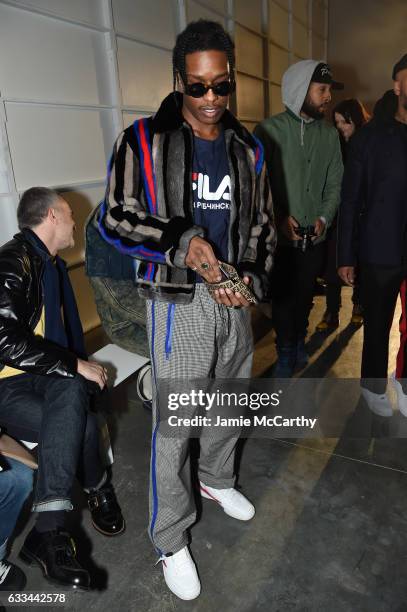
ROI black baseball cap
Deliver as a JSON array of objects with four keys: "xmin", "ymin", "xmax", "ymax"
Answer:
[
  {"xmin": 311, "ymin": 62, "xmax": 344, "ymax": 90},
  {"xmin": 392, "ymin": 54, "xmax": 407, "ymax": 80}
]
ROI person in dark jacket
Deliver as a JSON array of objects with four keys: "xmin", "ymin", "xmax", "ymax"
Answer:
[
  {"xmin": 98, "ymin": 20, "xmax": 275, "ymax": 601},
  {"xmin": 337, "ymin": 53, "xmax": 407, "ymax": 417},
  {"xmin": 372, "ymin": 88, "xmax": 407, "ymax": 412},
  {"xmin": 373, "ymin": 89, "xmax": 398, "ymax": 121},
  {"xmin": 0, "ymin": 187, "xmax": 125, "ymax": 590},
  {"xmin": 316, "ymin": 98, "xmax": 370, "ymax": 331}
]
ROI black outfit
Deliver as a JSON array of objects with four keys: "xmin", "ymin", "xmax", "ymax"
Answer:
[
  {"xmin": 324, "ymin": 228, "xmax": 361, "ymax": 313},
  {"xmin": 322, "ymin": 141, "xmax": 361, "ymax": 316},
  {"xmin": 359, "ymin": 262, "xmax": 407, "ymax": 392},
  {"xmin": 272, "ymin": 242, "xmax": 325, "ymax": 345},
  {"xmin": 338, "ymin": 118, "xmax": 407, "ymax": 268},
  {"xmin": 337, "ymin": 117, "xmax": 407, "ymax": 392},
  {"xmin": 325, "ymin": 281, "xmax": 360, "ymax": 317}
]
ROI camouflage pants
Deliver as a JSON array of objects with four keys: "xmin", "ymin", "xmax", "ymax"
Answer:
[{"xmin": 89, "ymin": 276, "xmax": 149, "ymax": 358}]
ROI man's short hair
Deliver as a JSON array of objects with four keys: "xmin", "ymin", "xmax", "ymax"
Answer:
[
  {"xmin": 17, "ymin": 186, "xmax": 60, "ymax": 230},
  {"xmin": 172, "ymin": 20, "xmax": 235, "ymax": 91}
]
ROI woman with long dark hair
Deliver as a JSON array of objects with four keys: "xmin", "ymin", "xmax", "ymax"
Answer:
[{"xmin": 316, "ymin": 98, "xmax": 371, "ymax": 331}]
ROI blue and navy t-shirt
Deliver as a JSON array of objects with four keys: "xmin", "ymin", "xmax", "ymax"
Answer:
[{"xmin": 192, "ymin": 130, "xmax": 231, "ymax": 269}]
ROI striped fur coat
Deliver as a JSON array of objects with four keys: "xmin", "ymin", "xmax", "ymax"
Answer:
[{"xmin": 99, "ymin": 92, "xmax": 276, "ymax": 304}]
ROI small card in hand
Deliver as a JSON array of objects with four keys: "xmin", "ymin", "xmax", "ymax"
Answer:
[{"xmin": 204, "ymin": 262, "xmax": 257, "ymax": 304}]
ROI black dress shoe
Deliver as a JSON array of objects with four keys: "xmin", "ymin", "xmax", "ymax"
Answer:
[
  {"xmin": 19, "ymin": 528, "xmax": 90, "ymax": 590},
  {"xmin": 0, "ymin": 559, "xmax": 27, "ymax": 591},
  {"xmin": 88, "ymin": 483, "xmax": 125, "ymax": 536}
]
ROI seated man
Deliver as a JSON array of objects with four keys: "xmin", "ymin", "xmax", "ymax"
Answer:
[
  {"xmin": 0, "ymin": 187, "xmax": 125, "ymax": 590},
  {"xmin": 0, "ymin": 430, "xmax": 34, "ymax": 591}
]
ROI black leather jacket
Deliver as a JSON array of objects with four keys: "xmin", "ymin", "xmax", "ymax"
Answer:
[{"xmin": 0, "ymin": 233, "xmax": 77, "ymax": 377}]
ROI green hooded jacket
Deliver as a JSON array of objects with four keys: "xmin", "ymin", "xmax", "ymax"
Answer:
[{"xmin": 254, "ymin": 59, "xmax": 343, "ymax": 244}]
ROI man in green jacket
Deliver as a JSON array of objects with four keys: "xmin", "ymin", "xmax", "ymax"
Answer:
[{"xmin": 255, "ymin": 60, "xmax": 344, "ymax": 377}]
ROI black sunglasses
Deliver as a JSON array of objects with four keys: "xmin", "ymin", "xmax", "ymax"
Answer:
[{"xmin": 184, "ymin": 79, "xmax": 235, "ymax": 98}]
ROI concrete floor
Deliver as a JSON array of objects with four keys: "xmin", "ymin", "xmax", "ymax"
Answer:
[{"xmin": 3, "ymin": 288, "xmax": 407, "ymax": 612}]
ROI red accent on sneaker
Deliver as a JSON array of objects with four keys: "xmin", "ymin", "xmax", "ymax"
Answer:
[{"xmin": 200, "ymin": 484, "xmax": 221, "ymax": 504}]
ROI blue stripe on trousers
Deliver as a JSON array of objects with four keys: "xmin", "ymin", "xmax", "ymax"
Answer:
[{"xmin": 149, "ymin": 300, "xmax": 163, "ymax": 556}]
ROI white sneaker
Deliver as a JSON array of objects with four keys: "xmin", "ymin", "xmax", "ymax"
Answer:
[
  {"xmin": 159, "ymin": 546, "xmax": 201, "ymax": 600},
  {"xmin": 200, "ymin": 482, "xmax": 255, "ymax": 521},
  {"xmin": 361, "ymin": 387, "xmax": 393, "ymax": 417},
  {"xmin": 390, "ymin": 373, "xmax": 407, "ymax": 417}
]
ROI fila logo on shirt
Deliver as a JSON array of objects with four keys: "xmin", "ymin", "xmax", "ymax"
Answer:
[{"xmin": 192, "ymin": 173, "xmax": 231, "ymax": 201}]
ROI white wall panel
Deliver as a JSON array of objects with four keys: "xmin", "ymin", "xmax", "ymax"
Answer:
[
  {"xmin": 186, "ymin": 0, "xmax": 226, "ymax": 24},
  {"xmin": 0, "ymin": 5, "xmax": 111, "ymax": 105},
  {"xmin": 5, "ymin": 104, "xmax": 108, "ymax": 191},
  {"xmin": 293, "ymin": 0, "xmax": 309, "ymax": 25},
  {"xmin": 312, "ymin": 34, "xmax": 325, "ymax": 59},
  {"xmin": 313, "ymin": 0, "xmax": 326, "ymax": 36},
  {"xmin": 118, "ymin": 38, "xmax": 172, "ymax": 109},
  {"xmin": 0, "ymin": 128, "xmax": 12, "ymax": 195},
  {"xmin": 7, "ymin": 0, "xmax": 107, "ymax": 27},
  {"xmin": 193, "ymin": 0, "xmax": 227, "ymax": 14},
  {"xmin": 235, "ymin": 0, "xmax": 263, "ymax": 33},
  {"xmin": 112, "ymin": 0, "xmax": 177, "ymax": 48},
  {"xmin": 269, "ymin": 44, "xmax": 289, "ymax": 83},
  {"xmin": 273, "ymin": 0, "xmax": 290, "ymax": 9},
  {"xmin": 236, "ymin": 75, "xmax": 264, "ymax": 120},
  {"xmin": 270, "ymin": 83, "xmax": 285, "ymax": 114},
  {"xmin": 0, "ymin": 196, "xmax": 18, "ymax": 244},
  {"xmin": 122, "ymin": 112, "xmax": 150, "ymax": 128},
  {"xmin": 269, "ymin": 1, "xmax": 289, "ymax": 49},
  {"xmin": 60, "ymin": 185, "xmax": 106, "ymax": 266},
  {"xmin": 293, "ymin": 20, "xmax": 309, "ymax": 58},
  {"xmin": 235, "ymin": 26, "xmax": 264, "ymax": 78}
]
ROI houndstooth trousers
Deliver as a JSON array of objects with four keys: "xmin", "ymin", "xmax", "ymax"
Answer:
[{"xmin": 145, "ymin": 283, "xmax": 253, "ymax": 555}]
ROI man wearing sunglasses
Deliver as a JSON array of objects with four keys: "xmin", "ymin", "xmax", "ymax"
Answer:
[{"xmin": 97, "ymin": 19, "xmax": 275, "ymax": 600}]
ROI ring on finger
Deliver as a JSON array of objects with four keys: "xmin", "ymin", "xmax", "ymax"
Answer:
[{"xmin": 200, "ymin": 261, "xmax": 211, "ymax": 271}]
